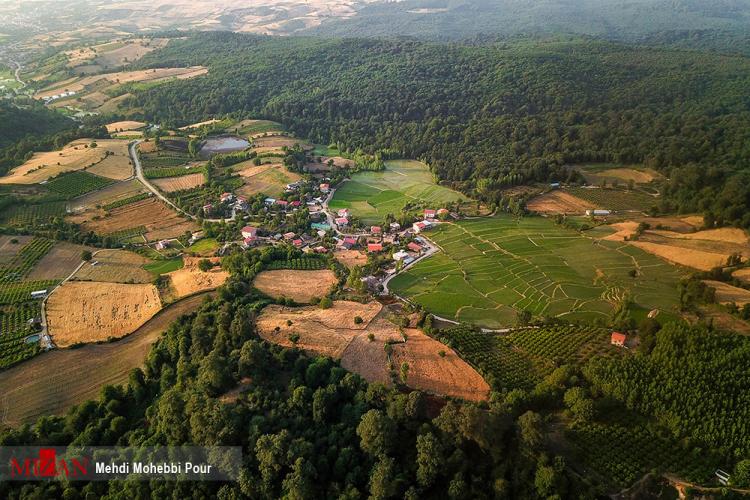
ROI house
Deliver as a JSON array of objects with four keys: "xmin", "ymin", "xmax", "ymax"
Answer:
[
  {"xmin": 368, "ymin": 243, "xmax": 383, "ymax": 253},
  {"xmin": 234, "ymin": 196, "xmax": 248, "ymax": 210},
  {"xmin": 611, "ymin": 332, "xmax": 627, "ymax": 347},
  {"xmin": 550, "ymin": 182, "xmax": 560, "ymax": 189},
  {"xmin": 202, "ymin": 203, "xmax": 213, "ymax": 215},
  {"xmin": 273, "ymin": 233, "xmax": 283, "ymax": 241},
  {"xmin": 264, "ymin": 198, "xmax": 276, "ymax": 205},
  {"xmin": 291, "ymin": 200, "xmax": 302, "ymax": 208},
  {"xmin": 316, "ymin": 230, "xmax": 327, "ymax": 238},
  {"xmin": 393, "ymin": 250, "xmax": 409, "ymax": 261},
  {"xmin": 319, "ymin": 183, "xmax": 330, "ymax": 193},
  {"xmin": 424, "ymin": 209, "xmax": 436, "ymax": 219},
  {"xmin": 335, "ymin": 217, "xmax": 349, "ymax": 227},
  {"xmin": 337, "ymin": 208, "xmax": 350, "ymax": 218},
  {"xmin": 283, "ymin": 232, "xmax": 296, "ymax": 240},
  {"xmin": 156, "ymin": 240, "xmax": 170, "ymax": 250},
  {"xmin": 293, "ymin": 239, "xmax": 303, "ymax": 247},
  {"xmin": 241, "ymin": 226, "xmax": 258, "ymax": 239},
  {"xmin": 413, "ymin": 221, "xmax": 432, "ymax": 233},
  {"xmin": 220, "ymin": 192, "xmax": 234, "ymax": 203},
  {"xmin": 30, "ymin": 290, "xmax": 48, "ymax": 300},
  {"xmin": 242, "ymin": 236, "xmax": 258, "ymax": 248},
  {"xmin": 340, "ymin": 236, "xmax": 358, "ymax": 250},
  {"xmin": 586, "ymin": 209, "xmax": 612, "ymax": 216},
  {"xmin": 389, "ymin": 222, "xmax": 401, "ymax": 232},
  {"xmin": 313, "ymin": 246, "xmax": 328, "ymax": 254},
  {"xmin": 437, "ymin": 208, "xmax": 449, "ymax": 217},
  {"xmin": 371, "ymin": 226, "xmax": 382, "ymax": 235},
  {"xmin": 407, "ymin": 242, "xmax": 422, "ymax": 253},
  {"xmin": 276, "ymin": 200, "xmax": 289, "ymax": 209},
  {"xmin": 188, "ymin": 231, "xmax": 205, "ymax": 245}
]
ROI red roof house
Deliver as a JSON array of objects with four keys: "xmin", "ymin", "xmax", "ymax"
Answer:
[
  {"xmin": 371, "ymin": 226, "xmax": 382, "ymax": 234},
  {"xmin": 407, "ymin": 242, "xmax": 422, "ymax": 253},
  {"xmin": 241, "ymin": 226, "xmax": 258, "ymax": 239},
  {"xmin": 611, "ymin": 332, "xmax": 627, "ymax": 347},
  {"xmin": 368, "ymin": 243, "xmax": 383, "ymax": 253},
  {"xmin": 293, "ymin": 239, "xmax": 303, "ymax": 247},
  {"xmin": 424, "ymin": 209, "xmax": 436, "ymax": 219}
]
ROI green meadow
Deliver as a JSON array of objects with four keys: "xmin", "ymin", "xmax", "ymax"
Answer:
[
  {"xmin": 329, "ymin": 160, "xmax": 467, "ymax": 225},
  {"xmin": 389, "ymin": 215, "xmax": 684, "ymax": 328}
]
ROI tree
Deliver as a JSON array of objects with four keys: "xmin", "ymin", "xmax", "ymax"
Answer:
[
  {"xmin": 369, "ymin": 457, "xmax": 397, "ymax": 499},
  {"xmin": 356, "ymin": 410, "xmax": 395, "ymax": 456},
  {"xmin": 732, "ymin": 459, "xmax": 750, "ymax": 487},
  {"xmin": 81, "ymin": 250, "xmax": 92, "ymax": 261},
  {"xmin": 198, "ymin": 259, "xmax": 214, "ymax": 272},
  {"xmin": 416, "ymin": 432, "xmax": 442, "ymax": 488},
  {"xmin": 517, "ymin": 411, "xmax": 543, "ymax": 449},
  {"xmin": 319, "ymin": 297, "xmax": 332, "ymax": 309}
]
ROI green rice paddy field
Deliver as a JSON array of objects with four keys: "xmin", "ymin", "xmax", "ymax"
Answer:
[
  {"xmin": 329, "ymin": 160, "xmax": 467, "ymax": 225},
  {"xmin": 390, "ymin": 215, "xmax": 685, "ymax": 328}
]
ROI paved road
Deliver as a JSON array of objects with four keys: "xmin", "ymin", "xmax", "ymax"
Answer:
[{"xmin": 10, "ymin": 59, "xmax": 25, "ymax": 89}]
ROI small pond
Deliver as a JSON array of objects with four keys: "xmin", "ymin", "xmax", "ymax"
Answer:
[
  {"xmin": 199, "ymin": 135, "xmax": 250, "ymax": 158},
  {"xmin": 24, "ymin": 334, "xmax": 40, "ymax": 344}
]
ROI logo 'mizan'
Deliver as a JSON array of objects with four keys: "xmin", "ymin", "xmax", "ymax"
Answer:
[{"xmin": 9, "ymin": 448, "xmax": 89, "ymax": 479}]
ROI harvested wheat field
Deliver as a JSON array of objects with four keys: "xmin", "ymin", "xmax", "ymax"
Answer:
[
  {"xmin": 152, "ymin": 173, "xmax": 205, "ymax": 192},
  {"xmin": 320, "ymin": 156, "xmax": 355, "ymax": 168},
  {"xmin": 47, "ymin": 281, "xmax": 162, "ymax": 347},
  {"xmin": 257, "ymin": 301, "xmax": 489, "ymax": 400},
  {"xmin": 105, "ymin": 120, "xmax": 146, "ymax": 133},
  {"xmin": 677, "ymin": 228, "xmax": 750, "ymax": 245},
  {"xmin": 583, "ymin": 167, "xmax": 659, "ymax": 185},
  {"xmin": 27, "ymin": 242, "xmax": 92, "ymax": 280},
  {"xmin": 733, "ymin": 269, "xmax": 750, "ymax": 285},
  {"xmin": 138, "ymin": 140, "xmax": 159, "ymax": 153},
  {"xmin": 704, "ymin": 281, "xmax": 750, "ymax": 306},
  {"xmin": 0, "ymin": 292, "xmax": 211, "ymax": 426},
  {"xmin": 75, "ymin": 198, "xmax": 198, "ymax": 242},
  {"xmin": 83, "ymin": 139, "xmax": 133, "ymax": 180},
  {"xmin": 0, "ymin": 235, "xmax": 33, "ymax": 264},
  {"xmin": 0, "ymin": 139, "xmax": 109, "ymax": 184},
  {"xmin": 179, "ymin": 119, "xmax": 220, "ymax": 130},
  {"xmin": 252, "ymin": 135, "xmax": 312, "ymax": 151},
  {"xmin": 166, "ymin": 257, "xmax": 229, "ymax": 298},
  {"xmin": 390, "ymin": 331, "xmax": 490, "ymax": 401},
  {"xmin": 235, "ymin": 162, "xmax": 302, "ymax": 198},
  {"xmin": 253, "ymin": 269, "xmax": 338, "ymax": 303},
  {"xmin": 527, "ymin": 191, "xmax": 595, "ymax": 214},
  {"xmin": 601, "ymin": 221, "xmax": 639, "ymax": 241},
  {"xmin": 69, "ymin": 179, "xmax": 146, "ymax": 211},
  {"xmin": 681, "ymin": 215, "xmax": 705, "ymax": 228},
  {"xmin": 335, "ymin": 249, "xmax": 367, "ymax": 269},
  {"xmin": 72, "ymin": 249, "xmax": 153, "ymax": 283},
  {"xmin": 630, "ymin": 241, "xmax": 728, "ymax": 271}
]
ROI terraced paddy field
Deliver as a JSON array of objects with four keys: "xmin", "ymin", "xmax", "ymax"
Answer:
[
  {"xmin": 329, "ymin": 160, "xmax": 467, "ymax": 225},
  {"xmin": 389, "ymin": 215, "xmax": 685, "ymax": 328}
]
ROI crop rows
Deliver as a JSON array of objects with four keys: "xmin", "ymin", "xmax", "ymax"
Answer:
[
  {"xmin": 144, "ymin": 166, "xmax": 206, "ymax": 179},
  {"xmin": 567, "ymin": 422, "xmax": 714, "ymax": 488},
  {"xmin": 0, "ymin": 303, "xmax": 40, "ymax": 368},
  {"xmin": 103, "ymin": 192, "xmax": 152, "ymax": 211},
  {"xmin": 508, "ymin": 325, "xmax": 611, "ymax": 364},
  {"xmin": 0, "ymin": 202, "xmax": 67, "ymax": 226},
  {"xmin": 102, "ymin": 226, "xmax": 146, "ymax": 243},
  {"xmin": 436, "ymin": 326, "xmax": 545, "ymax": 390},
  {"xmin": 46, "ymin": 171, "xmax": 114, "ymax": 199},
  {"xmin": 0, "ymin": 280, "xmax": 58, "ymax": 305},
  {"xmin": 0, "ymin": 238, "xmax": 54, "ymax": 283},
  {"xmin": 266, "ymin": 258, "xmax": 328, "ymax": 271},
  {"xmin": 141, "ymin": 152, "xmax": 191, "ymax": 169},
  {"xmin": 566, "ymin": 187, "xmax": 656, "ymax": 212}
]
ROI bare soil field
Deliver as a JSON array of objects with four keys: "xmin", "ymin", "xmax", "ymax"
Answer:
[
  {"xmin": 601, "ymin": 221, "xmax": 639, "ymax": 241},
  {"xmin": 335, "ymin": 249, "xmax": 367, "ymax": 269},
  {"xmin": 630, "ymin": 241, "xmax": 728, "ymax": 271},
  {"xmin": 105, "ymin": 120, "xmax": 146, "ymax": 133},
  {"xmin": 72, "ymin": 249, "xmax": 153, "ymax": 283},
  {"xmin": 235, "ymin": 162, "xmax": 302, "ymax": 198},
  {"xmin": 74, "ymin": 198, "xmax": 198, "ymax": 242},
  {"xmin": 137, "ymin": 140, "xmax": 159, "ymax": 153},
  {"xmin": 253, "ymin": 270, "xmax": 338, "ymax": 303},
  {"xmin": 27, "ymin": 242, "xmax": 92, "ymax": 280},
  {"xmin": 390, "ymin": 330, "xmax": 490, "ymax": 402},
  {"xmin": 0, "ymin": 235, "xmax": 33, "ymax": 264},
  {"xmin": 0, "ymin": 292, "xmax": 211, "ymax": 426},
  {"xmin": 69, "ymin": 179, "xmax": 147, "ymax": 211},
  {"xmin": 152, "ymin": 173, "xmax": 205, "ymax": 192},
  {"xmin": 704, "ymin": 281, "xmax": 750, "ymax": 306},
  {"xmin": 47, "ymin": 281, "xmax": 162, "ymax": 347},
  {"xmin": 166, "ymin": 257, "xmax": 229, "ymax": 298},
  {"xmin": 582, "ymin": 167, "xmax": 660, "ymax": 185},
  {"xmin": 527, "ymin": 191, "xmax": 595, "ymax": 214},
  {"xmin": 257, "ymin": 301, "xmax": 489, "ymax": 400},
  {"xmin": 35, "ymin": 66, "xmax": 208, "ymax": 100},
  {"xmin": 252, "ymin": 135, "xmax": 312, "ymax": 151}
]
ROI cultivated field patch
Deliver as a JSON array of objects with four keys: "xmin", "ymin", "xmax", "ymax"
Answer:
[
  {"xmin": 334, "ymin": 249, "xmax": 367, "ymax": 269},
  {"xmin": 152, "ymin": 173, "xmax": 206, "ymax": 192},
  {"xmin": 390, "ymin": 215, "xmax": 684, "ymax": 328},
  {"xmin": 26, "ymin": 242, "xmax": 92, "ymax": 280},
  {"xmin": 253, "ymin": 270, "xmax": 338, "ymax": 303},
  {"xmin": 69, "ymin": 179, "xmax": 147, "ymax": 212},
  {"xmin": 235, "ymin": 162, "xmax": 302, "ymax": 198},
  {"xmin": 566, "ymin": 186, "xmax": 657, "ymax": 212},
  {"xmin": 526, "ymin": 190, "xmax": 595, "ymax": 214},
  {"xmin": 704, "ymin": 281, "xmax": 750, "ymax": 306},
  {"xmin": 105, "ymin": 120, "xmax": 146, "ymax": 133},
  {"xmin": 166, "ymin": 257, "xmax": 229, "ymax": 299},
  {"xmin": 0, "ymin": 236, "xmax": 34, "ymax": 264},
  {"xmin": 72, "ymin": 249, "xmax": 153, "ymax": 283},
  {"xmin": 330, "ymin": 160, "xmax": 467, "ymax": 225},
  {"xmin": 46, "ymin": 281, "xmax": 162, "ymax": 347}
]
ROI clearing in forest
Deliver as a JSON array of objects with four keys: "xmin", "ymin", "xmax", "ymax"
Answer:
[
  {"xmin": 329, "ymin": 160, "xmax": 467, "ymax": 225},
  {"xmin": 46, "ymin": 281, "xmax": 162, "ymax": 347},
  {"xmin": 253, "ymin": 270, "xmax": 338, "ymax": 303},
  {"xmin": 389, "ymin": 214, "xmax": 684, "ymax": 328},
  {"xmin": 257, "ymin": 301, "xmax": 489, "ymax": 401}
]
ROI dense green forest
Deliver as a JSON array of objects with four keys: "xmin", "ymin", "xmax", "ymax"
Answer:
[
  {"xmin": 0, "ymin": 99, "xmax": 74, "ymax": 149},
  {"xmin": 130, "ymin": 33, "xmax": 750, "ymax": 226}
]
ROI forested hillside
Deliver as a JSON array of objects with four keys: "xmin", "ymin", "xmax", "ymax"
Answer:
[
  {"xmin": 130, "ymin": 33, "xmax": 750, "ymax": 226},
  {"xmin": 0, "ymin": 99, "xmax": 73, "ymax": 149}
]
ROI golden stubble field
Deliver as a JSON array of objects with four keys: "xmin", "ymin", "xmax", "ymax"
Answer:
[
  {"xmin": 152, "ymin": 173, "xmax": 206, "ymax": 192},
  {"xmin": 257, "ymin": 301, "xmax": 490, "ymax": 401},
  {"xmin": 166, "ymin": 257, "xmax": 229, "ymax": 298},
  {"xmin": 46, "ymin": 281, "xmax": 162, "ymax": 347},
  {"xmin": 253, "ymin": 269, "xmax": 338, "ymax": 303}
]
